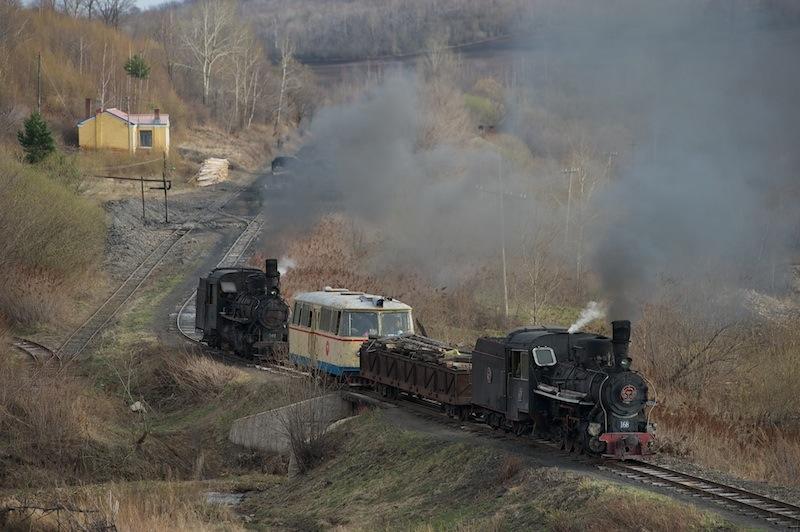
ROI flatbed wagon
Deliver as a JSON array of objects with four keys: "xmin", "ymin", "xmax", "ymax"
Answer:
[{"xmin": 359, "ymin": 335, "xmax": 472, "ymax": 416}]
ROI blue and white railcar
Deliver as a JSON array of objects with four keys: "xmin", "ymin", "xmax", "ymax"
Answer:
[{"xmin": 289, "ymin": 288, "xmax": 414, "ymax": 377}]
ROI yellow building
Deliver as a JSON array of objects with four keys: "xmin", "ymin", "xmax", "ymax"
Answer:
[{"xmin": 78, "ymin": 107, "xmax": 170, "ymax": 155}]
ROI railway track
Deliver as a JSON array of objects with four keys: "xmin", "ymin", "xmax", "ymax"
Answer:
[
  {"xmin": 603, "ymin": 460, "xmax": 800, "ymax": 529},
  {"xmin": 174, "ymin": 214, "xmax": 307, "ymax": 380},
  {"xmin": 176, "ymin": 213, "xmax": 264, "ymax": 343},
  {"xmin": 12, "ymin": 337, "xmax": 59, "ymax": 364},
  {"xmin": 9, "ymin": 181, "xmax": 252, "ymax": 364},
  {"xmin": 57, "ymin": 225, "xmax": 194, "ymax": 362},
  {"xmin": 377, "ymin": 391, "xmax": 800, "ymax": 529}
]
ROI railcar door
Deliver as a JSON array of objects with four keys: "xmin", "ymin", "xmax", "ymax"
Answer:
[{"xmin": 506, "ymin": 349, "xmax": 530, "ymax": 421}]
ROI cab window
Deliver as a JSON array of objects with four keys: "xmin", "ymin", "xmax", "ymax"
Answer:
[
  {"xmin": 510, "ymin": 350, "xmax": 529, "ymax": 379},
  {"xmin": 340, "ymin": 311, "xmax": 379, "ymax": 337},
  {"xmin": 380, "ymin": 312, "xmax": 410, "ymax": 336},
  {"xmin": 532, "ymin": 347, "xmax": 557, "ymax": 367}
]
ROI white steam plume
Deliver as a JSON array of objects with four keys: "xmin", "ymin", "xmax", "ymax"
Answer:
[
  {"xmin": 278, "ymin": 256, "xmax": 296, "ymax": 275},
  {"xmin": 568, "ymin": 301, "xmax": 606, "ymax": 334}
]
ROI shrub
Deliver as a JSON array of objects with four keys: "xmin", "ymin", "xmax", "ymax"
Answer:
[
  {"xmin": 17, "ymin": 112, "xmax": 55, "ymax": 164},
  {"xmin": 0, "ymin": 153, "xmax": 105, "ymax": 325}
]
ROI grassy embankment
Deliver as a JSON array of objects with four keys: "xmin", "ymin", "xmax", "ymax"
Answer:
[{"xmin": 243, "ymin": 413, "xmax": 731, "ymax": 531}]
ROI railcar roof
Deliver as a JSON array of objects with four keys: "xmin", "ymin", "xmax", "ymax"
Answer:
[{"xmin": 294, "ymin": 289, "xmax": 412, "ymax": 311}]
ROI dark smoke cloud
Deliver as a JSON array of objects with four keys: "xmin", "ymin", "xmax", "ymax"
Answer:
[
  {"xmin": 266, "ymin": 74, "xmax": 524, "ymax": 284},
  {"xmin": 266, "ymin": 1, "xmax": 800, "ymax": 320},
  {"xmin": 515, "ymin": 1, "xmax": 800, "ymax": 318}
]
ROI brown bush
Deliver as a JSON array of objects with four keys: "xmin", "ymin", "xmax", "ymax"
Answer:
[
  {"xmin": 497, "ymin": 455, "xmax": 523, "ymax": 483},
  {"xmin": 132, "ymin": 345, "xmax": 247, "ymax": 410},
  {"xmin": 0, "ymin": 339, "xmax": 111, "ymax": 486}
]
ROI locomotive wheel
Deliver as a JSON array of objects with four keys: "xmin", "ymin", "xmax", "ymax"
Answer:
[{"xmin": 513, "ymin": 422, "xmax": 531, "ymax": 437}]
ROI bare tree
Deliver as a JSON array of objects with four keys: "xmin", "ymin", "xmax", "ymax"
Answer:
[
  {"xmin": 96, "ymin": 0, "xmax": 133, "ymax": 28},
  {"xmin": 97, "ymin": 41, "xmax": 113, "ymax": 109},
  {"xmin": 180, "ymin": 0, "xmax": 241, "ymax": 106},
  {"xmin": 230, "ymin": 30, "xmax": 264, "ymax": 130},
  {"xmin": 57, "ymin": 0, "xmax": 83, "ymax": 17},
  {"xmin": 155, "ymin": 7, "xmax": 180, "ymax": 82},
  {"xmin": 521, "ymin": 220, "xmax": 565, "ymax": 323},
  {"xmin": 272, "ymin": 34, "xmax": 296, "ymax": 137}
]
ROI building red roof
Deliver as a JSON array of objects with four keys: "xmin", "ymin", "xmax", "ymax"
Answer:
[{"xmin": 104, "ymin": 107, "xmax": 170, "ymax": 126}]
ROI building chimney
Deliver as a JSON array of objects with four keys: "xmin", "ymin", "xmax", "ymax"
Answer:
[
  {"xmin": 85, "ymin": 98, "xmax": 92, "ymax": 119},
  {"xmin": 154, "ymin": 108, "xmax": 160, "ymax": 122}
]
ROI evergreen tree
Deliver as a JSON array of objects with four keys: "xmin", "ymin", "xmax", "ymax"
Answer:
[
  {"xmin": 123, "ymin": 54, "xmax": 151, "ymax": 80},
  {"xmin": 124, "ymin": 53, "xmax": 151, "ymax": 112},
  {"xmin": 17, "ymin": 111, "xmax": 55, "ymax": 164}
]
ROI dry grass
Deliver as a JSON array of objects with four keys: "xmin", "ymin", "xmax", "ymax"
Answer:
[
  {"xmin": 110, "ymin": 344, "xmax": 250, "ymax": 414},
  {"xmin": 635, "ymin": 299, "xmax": 800, "ymax": 485},
  {"xmin": 177, "ymin": 124, "xmax": 275, "ymax": 173},
  {"xmin": 0, "ymin": 335, "xmax": 117, "ymax": 487},
  {"xmin": 1, "ymin": 481, "xmax": 243, "ymax": 532},
  {"xmin": 0, "ymin": 153, "xmax": 106, "ymax": 327}
]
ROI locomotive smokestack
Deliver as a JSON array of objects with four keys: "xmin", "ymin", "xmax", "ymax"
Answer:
[
  {"xmin": 265, "ymin": 258, "xmax": 280, "ymax": 291},
  {"xmin": 611, "ymin": 320, "xmax": 632, "ymax": 370}
]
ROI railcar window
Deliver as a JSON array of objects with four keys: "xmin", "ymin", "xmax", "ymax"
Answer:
[
  {"xmin": 292, "ymin": 302, "xmax": 301, "ymax": 325},
  {"xmin": 320, "ymin": 307, "xmax": 332, "ymax": 332},
  {"xmin": 341, "ymin": 311, "xmax": 379, "ymax": 337},
  {"xmin": 299, "ymin": 305, "xmax": 310, "ymax": 327},
  {"xmin": 332, "ymin": 311, "xmax": 341, "ymax": 334},
  {"xmin": 306, "ymin": 309, "xmax": 314, "ymax": 328},
  {"xmin": 380, "ymin": 312, "xmax": 410, "ymax": 336}
]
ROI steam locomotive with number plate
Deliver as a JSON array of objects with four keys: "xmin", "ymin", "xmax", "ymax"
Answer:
[{"xmin": 360, "ymin": 320, "xmax": 654, "ymax": 458}]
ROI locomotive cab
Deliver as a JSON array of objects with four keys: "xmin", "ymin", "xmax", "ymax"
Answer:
[
  {"xmin": 195, "ymin": 259, "xmax": 289, "ymax": 359},
  {"xmin": 196, "ymin": 266, "xmax": 264, "ymax": 344}
]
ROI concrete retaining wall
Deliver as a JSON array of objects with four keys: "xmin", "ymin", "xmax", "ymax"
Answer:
[{"xmin": 228, "ymin": 393, "xmax": 354, "ymax": 453}]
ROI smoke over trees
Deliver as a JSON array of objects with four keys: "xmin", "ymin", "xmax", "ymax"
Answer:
[{"xmin": 269, "ymin": 0, "xmax": 800, "ymax": 324}]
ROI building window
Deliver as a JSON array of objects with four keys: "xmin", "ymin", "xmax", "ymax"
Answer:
[{"xmin": 139, "ymin": 129, "xmax": 153, "ymax": 148}]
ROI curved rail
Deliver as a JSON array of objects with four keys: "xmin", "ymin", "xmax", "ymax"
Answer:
[
  {"xmin": 7, "ymin": 181, "xmax": 252, "ymax": 366},
  {"xmin": 176, "ymin": 213, "xmax": 264, "ymax": 344},
  {"xmin": 602, "ymin": 460, "xmax": 800, "ymax": 528},
  {"xmin": 12, "ymin": 337, "xmax": 58, "ymax": 364}
]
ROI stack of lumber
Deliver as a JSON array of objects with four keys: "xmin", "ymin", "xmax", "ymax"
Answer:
[
  {"xmin": 195, "ymin": 157, "xmax": 229, "ymax": 186},
  {"xmin": 365, "ymin": 334, "xmax": 472, "ymax": 368}
]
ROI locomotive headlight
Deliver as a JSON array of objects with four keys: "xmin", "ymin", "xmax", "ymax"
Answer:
[
  {"xmin": 588, "ymin": 422, "xmax": 602, "ymax": 436},
  {"xmin": 619, "ymin": 357, "xmax": 631, "ymax": 370}
]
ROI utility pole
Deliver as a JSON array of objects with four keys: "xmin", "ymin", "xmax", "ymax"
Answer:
[
  {"xmin": 162, "ymin": 152, "xmax": 169, "ymax": 223},
  {"xmin": 140, "ymin": 173, "xmax": 146, "ymax": 221},
  {"xmin": 562, "ymin": 167, "xmax": 580, "ymax": 245},
  {"xmin": 36, "ymin": 53, "xmax": 41, "ymax": 113},
  {"xmin": 498, "ymin": 153, "xmax": 509, "ymax": 321}
]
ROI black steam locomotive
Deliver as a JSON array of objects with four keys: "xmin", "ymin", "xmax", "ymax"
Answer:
[
  {"xmin": 470, "ymin": 320, "xmax": 653, "ymax": 458},
  {"xmin": 361, "ymin": 320, "xmax": 654, "ymax": 458},
  {"xmin": 195, "ymin": 259, "xmax": 290, "ymax": 361}
]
